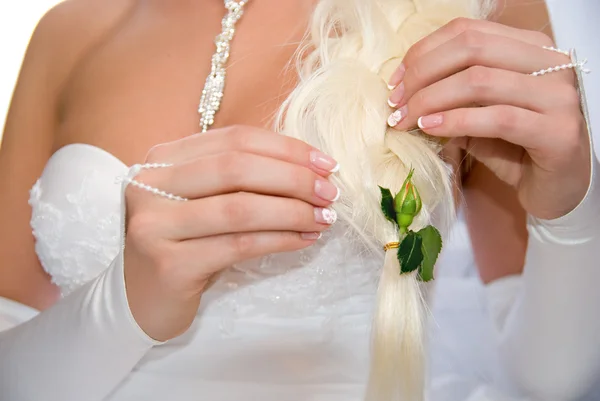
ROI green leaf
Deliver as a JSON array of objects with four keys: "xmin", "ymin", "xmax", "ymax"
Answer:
[
  {"xmin": 416, "ymin": 225, "xmax": 443, "ymax": 282},
  {"xmin": 397, "ymin": 231, "xmax": 424, "ymax": 274},
  {"xmin": 379, "ymin": 186, "xmax": 397, "ymax": 225}
]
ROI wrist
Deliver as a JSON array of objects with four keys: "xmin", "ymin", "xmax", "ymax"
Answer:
[{"xmin": 528, "ymin": 156, "xmax": 600, "ymax": 244}]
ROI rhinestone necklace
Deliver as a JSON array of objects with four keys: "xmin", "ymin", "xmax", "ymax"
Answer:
[{"xmin": 198, "ymin": 0, "xmax": 249, "ymax": 133}]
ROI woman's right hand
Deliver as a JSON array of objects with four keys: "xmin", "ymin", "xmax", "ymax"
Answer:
[{"xmin": 122, "ymin": 125, "xmax": 340, "ymax": 341}]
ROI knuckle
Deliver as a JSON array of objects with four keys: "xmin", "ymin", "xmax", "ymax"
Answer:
[
  {"xmin": 460, "ymin": 29, "xmax": 486, "ymax": 49},
  {"xmin": 217, "ymin": 151, "xmax": 246, "ymax": 186},
  {"xmin": 465, "ymin": 65, "xmax": 491, "ymax": 89},
  {"xmin": 460, "ymin": 30, "xmax": 486, "ymax": 63},
  {"xmin": 230, "ymin": 233, "xmax": 255, "ymax": 258},
  {"xmin": 495, "ymin": 107, "xmax": 519, "ymax": 131},
  {"xmin": 220, "ymin": 194, "xmax": 251, "ymax": 227},
  {"xmin": 403, "ymin": 42, "xmax": 423, "ymax": 65},
  {"xmin": 452, "ymin": 110, "xmax": 471, "ymax": 132},
  {"xmin": 448, "ymin": 17, "xmax": 473, "ymax": 35},
  {"xmin": 224, "ymin": 125, "xmax": 250, "ymax": 150}
]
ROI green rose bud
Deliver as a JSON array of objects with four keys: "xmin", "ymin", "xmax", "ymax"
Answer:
[{"xmin": 394, "ymin": 169, "xmax": 422, "ymax": 233}]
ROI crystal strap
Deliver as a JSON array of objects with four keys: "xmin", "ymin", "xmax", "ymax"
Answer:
[{"xmin": 198, "ymin": 0, "xmax": 249, "ymax": 133}]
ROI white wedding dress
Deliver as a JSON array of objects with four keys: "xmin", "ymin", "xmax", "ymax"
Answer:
[
  {"xmin": 29, "ymin": 144, "xmax": 497, "ymax": 401},
  {"xmin": 1, "ymin": 139, "xmax": 599, "ymax": 401}
]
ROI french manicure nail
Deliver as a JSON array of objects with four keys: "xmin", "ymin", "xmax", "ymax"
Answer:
[
  {"xmin": 387, "ymin": 82, "xmax": 405, "ymax": 108},
  {"xmin": 310, "ymin": 150, "xmax": 340, "ymax": 173},
  {"xmin": 301, "ymin": 232, "xmax": 322, "ymax": 240},
  {"xmin": 314, "ymin": 180, "xmax": 340, "ymax": 202},
  {"xmin": 418, "ymin": 114, "xmax": 444, "ymax": 129},
  {"xmin": 387, "ymin": 106, "xmax": 407, "ymax": 128},
  {"xmin": 314, "ymin": 207, "xmax": 337, "ymax": 224},
  {"xmin": 388, "ymin": 63, "xmax": 406, "ymax": 90}
]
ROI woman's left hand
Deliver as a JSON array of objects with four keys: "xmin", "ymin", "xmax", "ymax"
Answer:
[{"xmin": 387, "ymin": 17, "xmax": 591, "ymax": 220}]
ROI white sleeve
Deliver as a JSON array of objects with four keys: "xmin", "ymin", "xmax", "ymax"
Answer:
[
  {"xmin": 0, "ymin": 253, "xmax": 160, "ymax": 400},
  {"xmin": 486, "ymin": 153, "xmax": 600, "ymax": 401},
  {"xmin": 0, "ymin": 166, "xmax": 161, "ymax": 401}
]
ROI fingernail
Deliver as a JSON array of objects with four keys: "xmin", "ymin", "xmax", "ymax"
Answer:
[
  {"xmin": 314, "ymin": 180, "xmax": 340, "ymax": 202},
  {"xmin": 301, "ymin": 232, "xmax": 322, "ymax": 240},
  {"xmin": 387, "ymin": 63, "xmax": 406, "ymax": 90},
  {"xmin": 314, "ymin": 207, "xmax": 337, "ymax": 224},
  {"xmin": 310, "ymin": 150, "xmax": 340, "ymax": 173},
  {"xmin": 387, "ymin": 106, "xmax": 407, "ymax": 128},
  {"xmin": 387, "ymin": 82, "xmax": 405, "ymax": 108},
  {"xmin": 418, "ymin": 114, "xmax": 444, "ymax": 129}
]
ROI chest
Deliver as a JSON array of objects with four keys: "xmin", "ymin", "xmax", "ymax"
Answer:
[{"xmin": 55, "ymin": 1, "xmax": 310, "ymax": 166}]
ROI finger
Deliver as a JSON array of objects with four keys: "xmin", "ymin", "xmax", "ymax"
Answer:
[
  {"xmin": 145, "ymin": 125, "xmax": 339, "ymax": 177},
  {"xmin": 389, "ymin": 17, "xmax": 555, "ymax": 89},
  {"xmin": 164, "ymin": 193, "xmax": 336, "ymax": 240},
  {"xmin": 415, "ymin": 105, "xmax": 546, "ymax": 150},
  {"xmin": 388, "ymin": 67, "xmax": 577, "ymax": 130},
  {"xmin": 137, "ymin": 152, "xmax": 341, "ymax": 207},
  {"xmin": 176, "ymin": 231, "xmax": 320, "ymax": 280},
  {"xmin": 389, "ymin": 32, "xmax": 571, "ymax": 107},
  {"xmin": 403, "ymin": 18, "xmax": 554, "ymax": 69}
]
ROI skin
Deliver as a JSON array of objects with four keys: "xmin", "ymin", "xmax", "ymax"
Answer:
[
  {"xmin": 0, "ymin": 0, "xmax": 590, "ymax": 340},
  {"xmin": 388, "ymin": 4, "xmax": 589, "ymax": 283}
]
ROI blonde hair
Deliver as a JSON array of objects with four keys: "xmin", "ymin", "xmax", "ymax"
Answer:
[{"xmin": 277, "ymin": 0, "xmax": 494, "ymax": 400}]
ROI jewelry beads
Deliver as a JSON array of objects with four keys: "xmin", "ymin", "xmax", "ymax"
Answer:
[
  {"xmin": 532, "ymin": 46, "xmax": 591, "ymax": 76},
  {"xmin": 542, "ymin": 46, "xmax": 570, "ymax": 56},
  {"xmin": 530, "ymin": 60, "xmax": 590, "ymax": 77},
  {"xmin": 117, "ymin": 163, "xmax": 189, "ymax": 202},
  {"xmin": 119, "ymin": 1, "xmax": 252, "ymax": 201}
]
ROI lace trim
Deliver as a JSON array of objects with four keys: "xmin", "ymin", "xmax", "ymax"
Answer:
[
  {"xmin": 29, "ymin": 173, "xmax": 121, "ymax": 296},
  {"xmin": 29, "ymin": 170, "xmax": 381, "ymax": 326}
]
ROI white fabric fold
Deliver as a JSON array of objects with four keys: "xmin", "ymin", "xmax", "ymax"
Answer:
[
  {"xmin": 486, "ymin": 153, "xmax": 600, "ymax": 401},
  {"xmin": 0, "ymin": 296, "xmax": 38, "ymax": 332},
  {"xmin": 0, "ymin": 252, "xmax": 159, "ymax": 400},
  {"xmin": 0, "ymin": 165, "xmax": 159, "ymax": 401}
]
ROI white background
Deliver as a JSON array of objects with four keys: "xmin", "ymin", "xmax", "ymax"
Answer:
[
  {"xmin": 0, "ymin": 1, "xmax": 63, "ymax": 134},
  {"xmin": 0, "ymin": 1, "xmax": 598, "ymax": 155}
]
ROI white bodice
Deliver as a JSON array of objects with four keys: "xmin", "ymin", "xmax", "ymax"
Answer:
[
  {"xmin": 29, "ymin": 145, "xmax": 125, "ymax": 296},
  {"xmin": 29, "ymin": 144, "xmax": 382, "ymax": 320},
  {"xmin": 27, "ymin": 144, "xmax": 496, "ymax": 400}
]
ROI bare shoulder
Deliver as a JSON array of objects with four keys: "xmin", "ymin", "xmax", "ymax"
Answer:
[
  {"xmin": 30, "ymin": 0, "xmax": 138, "ymax": 84},
  {"xmin": 37, "ymin": 0, "xmax": 137, "ymax": 34},
  {"xmin": 0, "ymin": 0, "xmax": 137, "ymax": 309}
]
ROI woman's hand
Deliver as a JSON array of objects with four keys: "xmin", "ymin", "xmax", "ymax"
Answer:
[
  {"xmin": 122, "ymin": 125, "xmax": 340, "ymax": 341},
  {"xmin": 387, "ymin": 18, "xmax": 591, "ymax": 220}
]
